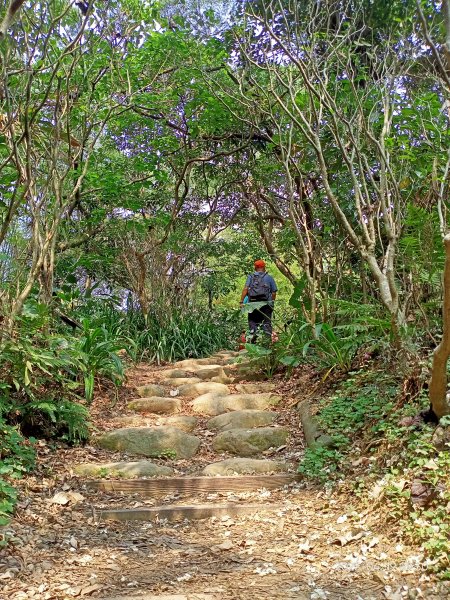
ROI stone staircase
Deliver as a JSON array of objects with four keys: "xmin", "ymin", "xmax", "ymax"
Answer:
[{"xmin": 73, "ymin": 350, "xmax": 302, "ymax": 523}]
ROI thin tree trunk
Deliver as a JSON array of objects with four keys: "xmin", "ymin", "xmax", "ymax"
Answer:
[{"xmin": 429, "ymin": 234, "xmax": 450, "ymax": 418}]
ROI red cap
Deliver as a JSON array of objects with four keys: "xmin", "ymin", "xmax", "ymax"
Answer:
[{"xmin": 254, "ymin": 259, "xmax": 266, "ymax": 268}]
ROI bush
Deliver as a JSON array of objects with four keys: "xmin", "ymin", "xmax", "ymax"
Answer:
[
  {"xmin": 0, "ymin": 328, "xmax": 90, "ymax": 441},
  {"xmin": 0, "ymin": 418, "xmax": 36, "ymax": 525},
  {"xmin": 131, "ymin": 309, "xmax": 239, "ymax": 363}
]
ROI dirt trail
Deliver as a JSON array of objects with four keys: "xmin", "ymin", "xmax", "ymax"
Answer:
[{"xmin": 0, "ymin": 353, "xmax": 446, "ymax": 600}]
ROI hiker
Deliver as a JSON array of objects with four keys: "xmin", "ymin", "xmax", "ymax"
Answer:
[{"xmin": 239, "ymin": 259, "xmax": 277, "ymax": 341}]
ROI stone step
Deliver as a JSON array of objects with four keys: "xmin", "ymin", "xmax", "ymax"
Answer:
[
  {"xmin": 177, "ymin": 382, "xmax": 229, "ymax": 397},
  {"xmin": 212, "ymin": 427, "xmax": 289, "ymax": 456},
  {"xmin": 74, "ymin": 460, "xmax": 174, "ymax": 478},
  {"xmin": 96, "ymin": 426, "xmax": 201, "ymax": 459},
  {"xmin": 191, "ymin": 392, "xmax": 280, "ymax": 416},
  {"xmin": 207, "ymin": 409, "xmax": 278, "ymax": 431},
  {"xmin": 165, "ymin": 377, "xmax": 201, "ymax": 387},
  {"xmin": 113, "ymin": 415, "xmax": 197, "ymax": 432},
  {"xmin": 128, "ymin": 397, "xmax": 182, "ymax": 414},
  {"xmin": 160, "ymin": 369, "xmax": 192, "ymax": 379},
  {"xmin": 194, "ymin": 366, "xmax": 226, "ymax": 380},
  {"xmin": 201, "ymin": 458, "xmax": 291, "ymax": 476},
  {"xmin": 93, "ymin": 502, "xmax": 283, "ymax": 522},
  {"xmin": 85, "ymin": 473, "xmax": 299, "ymax": 496},
  {"xmin": 135, "ymin": 384, "xmax": 167, "ymax": 397}
]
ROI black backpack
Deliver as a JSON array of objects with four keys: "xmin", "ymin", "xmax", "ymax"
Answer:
[{"xmin": 248, "ymin": 272, "xmax": 271, "ymax": 301}]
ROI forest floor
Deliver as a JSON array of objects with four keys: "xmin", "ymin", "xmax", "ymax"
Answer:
[{"xmin": 1, "ymin": 355, "xmax": 449, "ymax": 600}]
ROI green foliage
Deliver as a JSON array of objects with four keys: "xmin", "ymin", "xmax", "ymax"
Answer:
[
  {"xmin": 298, "ymin": 445, "xmax": 345, "ymax": 483},
  {"xmin": 0, "ymin": 419, "xmax": 36, "ymax": 526},
  {"xmin": 76, "ymin": 320, "xmax": 131, "ymax": 403},
  {"xmin": 0, "ymin": 328, "xmax": 89, "ymax": 442},
  {"xmin": 298, "ymin": 370, "xmax": 399, "ymax": 482},
  {"xmin": 243, "ymin": 313, "xmax": 366, "ymax": 378},
  {"xmin": 381, "ymin": 426, "xmax": 450, "ymax": 577},
  {"xmin": 243, "ymin": 340, "xmax": 278, "ymax": 378},
  {"xmin": 0, "ymin": 299, "xmax": 132, "ymax": 441},
  {"xmin": 319, "ymin": 373, "xmax": 396, "ymax": 437},
  {"xmin": 131, "ymin": 309, "xmax": 239, "ymax": 363},
  {"xmin": 302, "ymin": 323, "xmax": 356, "ymax": 372}
]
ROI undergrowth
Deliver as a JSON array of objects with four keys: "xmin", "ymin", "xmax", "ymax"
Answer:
[
  {"xmin": 298, "ymin": 361, "xmax": 450, "ymax": 578},
  {"xmin": 0, "ymin": 419, "xmax": 36, "ymax": 527}
]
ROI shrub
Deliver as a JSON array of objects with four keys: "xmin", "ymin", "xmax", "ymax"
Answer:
[{"xmin": 0, "ymin": 418, "xmax": 36, "ymax": 525}]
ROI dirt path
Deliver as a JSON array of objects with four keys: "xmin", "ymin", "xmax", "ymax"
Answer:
[{"xmin": 0, "ymin": 353, "xmax": 446, "ymax": 599}]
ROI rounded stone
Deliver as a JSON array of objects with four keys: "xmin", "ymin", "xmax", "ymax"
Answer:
[
  {"xmin": 158, "ymin": 415, "xmax": 198, "ymax": 432},
  {"xmin": 202, "ymin": 458, "xmax": 290, "ymax": 476},
  {"xmin": 113, "ymin": 415, "xmax": 198, "ymax": 432},
  {"xmin": 211, "ymin": 374, "xmax": 233, "ymax": 384},
  {"xmin": 235, "ymin": 383, "xmax": 277, "ymax": 394},
  {"xmin": 73, "ymin": 461, "xmax": 174, "ymax": 478},
  {"xmin": 177, "ymin": 382, "xmax": 229, "ymax": 397},
  {"xmin": 160, "ymin": 369, "xmax": 191, "ymax": 379},
  {"xmin": 167, "ymin": 377, "xmax": 202, "ymax": 387},
  {"xmin": 135, "ymin": 384, "xmax": 166, "ymax": 398},
  {"xmin": 191, "ymin": 393, "xmax": 280, "ymax": 416},
  {"xmin": 207, "ymin": 409, "xmax": 278, "ymax": 431},
  {"xmin": 96, "ymin": 426, "xmax": 201, "ymax": 459},
  {"xmin": 212, "ymin": 427, "xmax": 289, "ymax": 457},
  {"xmin": 195, "ymin": 367, "xmax": 226, "ymax": 380},
  {"xmin": 173, "ymin": 358, "xmax": 215, "ymax": 369},
  {"xmin": 127, "ymin": 397, "xmax": 182, "ymax": 415},
  {"xmin": 113, "ymin": 416, "xmax": 156, "ymax": 427}
]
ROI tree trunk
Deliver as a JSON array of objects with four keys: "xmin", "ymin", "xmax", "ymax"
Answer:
[{"xmin": 429, "ymin": 234, "xmax": 450, "ymax": 418}]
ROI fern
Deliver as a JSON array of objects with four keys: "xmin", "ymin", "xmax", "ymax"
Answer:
[{"xmin": 56, "ymin": 400, "xmax": 89, "ymax": 442}]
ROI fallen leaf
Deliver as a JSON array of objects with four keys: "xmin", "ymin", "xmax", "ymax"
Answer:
[
  {"xmin": 80, "ymin": 584, "xmax": 103, "ymax": 596},
  {"xmin": 373, "ymin": 571, "xmax": 387, "ymax": 584},
  {"xmin": 333, "ymin": 529, "xmax": 365, "ymax": 546},
  {"xmin": 215, "ymin": 540, "xmax": 234, "ymax": 551},
  {"xmin": 49, "ymin": 492, "xmax": 70, "ymax": 506},
  {"xmin": 410, "ymin": 480, "xmax": 437, "ymax": 507},
  {"xmin": 298, "ymin": 539, "xmax": 312, "ymax": 553}
]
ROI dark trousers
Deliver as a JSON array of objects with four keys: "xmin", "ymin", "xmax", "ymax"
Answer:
[{"xmin": 248, "ymin": 302, "xmax": 273, "ymax": 341}]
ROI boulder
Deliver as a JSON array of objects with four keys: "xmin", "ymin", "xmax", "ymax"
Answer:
[
  {"xmin": 166, "ymin": 377, "xmax": 201, "ymax": 387},
  {"xmin": 74, "ymin": 461, "xmax": 174, "ymax": 478},
  {"xmin": 235, "ymin": 383, "xmax": 277, "ymax": 394},
  {"xmin": 207, "ymin": 409, "xmax": 278, "ymax": 431},
  {"xmin": 202, "ymin": 458, "xmax": 290, "ymax": 476},
  {"xmin": 178, "ymin": 382, "xmax": 229, "ymax": 397},
  {"xmin": 135, "ymin": 384, "xmax": 166, "ymax": 398},
  {"xmin": 211, "ymin": 374, "xmax": 233, "ymax": 384},
  {"xmin": 191, "ymin": 393, "xmax": 280, "ymax": 416},
  {"xmin": 212, "ymin": 427, "xmax": 289, "ymax": 456},
  {"xmin": 113, "ymin": 415, "xmax": 198, "ymax": 432},
  {"xmin": 223, "ymin": 363, "xmax": 252, "ymax": 376},
  {"xmin": 96, "ymin": 427, "xmax": 201, "ymax": 459},
  {"xmin": 127, "ymin": 397, "xmax": 182, "ymax": 415},
  {"xmin": 159, "ymin": 415, "xmax": 198, "ymax": 432},
  {"xmin": 224, "ymin": 363, "xmax": 267, "ymax": 381},
  {"xmin": 113, "ymin": 416, "xmax": 156, "ymax": 427},
  {"xmin": 160, "ymin": 369, "xmax": 191, "ymax": 379},
  {"xmin": 174, "ymin": 358, "xmax": 218, "ymax": 368},
  {"xmin": 195, "ymin": 366, "xmax": 226, "ymax": 380}
]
